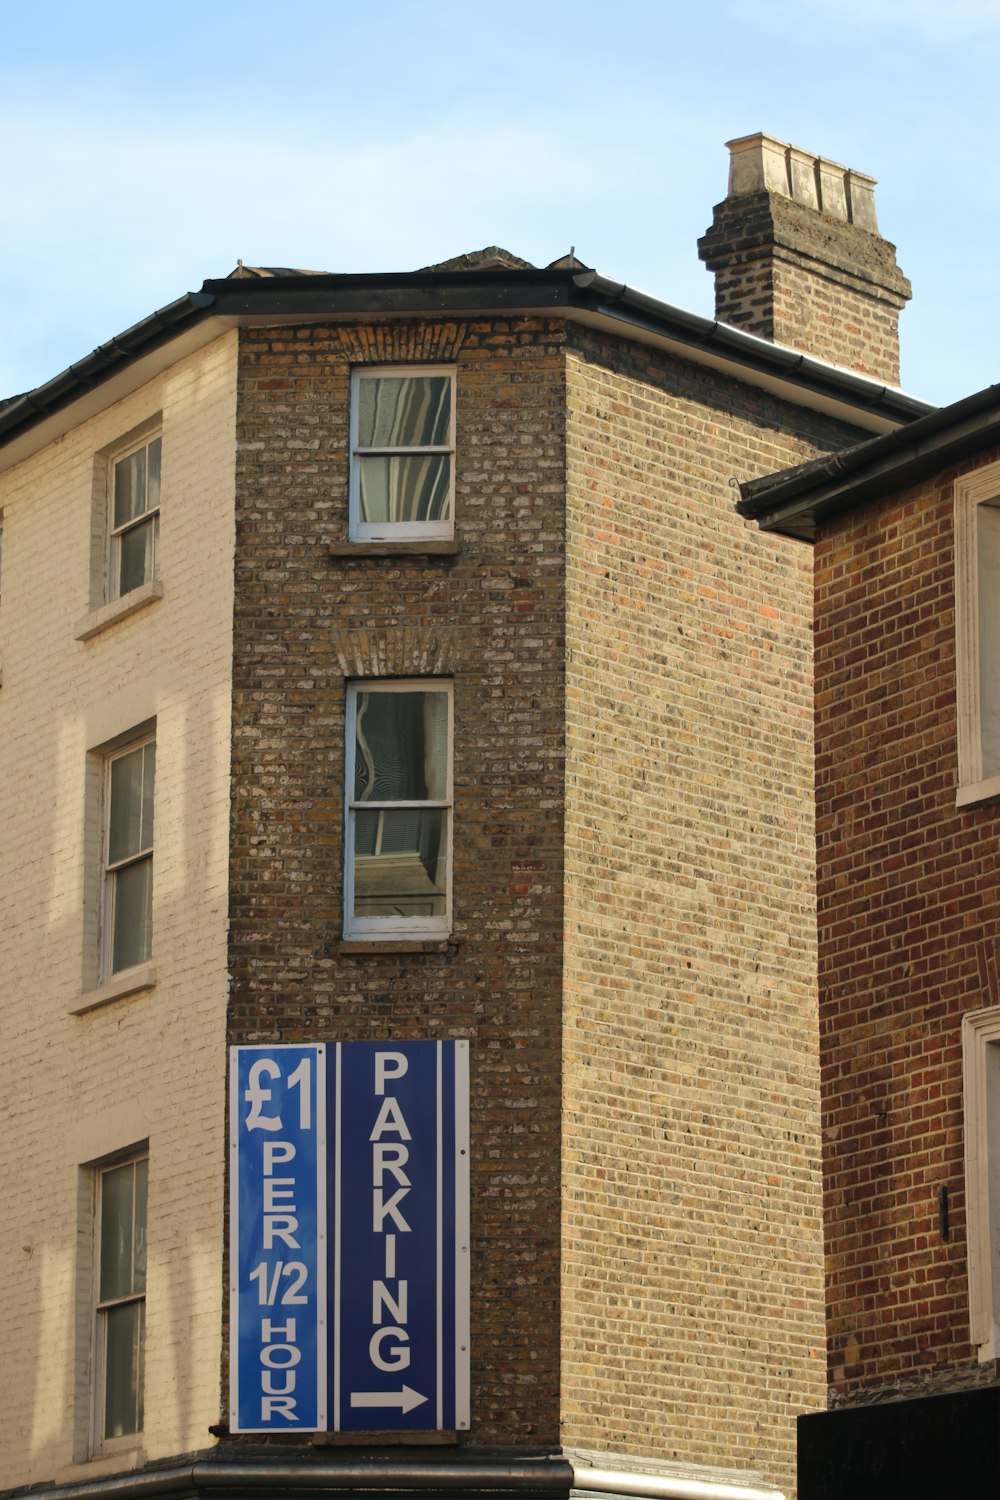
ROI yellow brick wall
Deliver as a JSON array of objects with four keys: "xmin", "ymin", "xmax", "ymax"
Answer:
[
  {"xmin": 561, "ymin": 331, "xmax": 840, "ymax": 1495},
  {"xmin": 0, "ymin": 333, "xmax": 237, "ymax": 1488}
]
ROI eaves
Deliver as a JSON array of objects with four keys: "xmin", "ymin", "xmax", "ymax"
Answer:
[
  {"xmin": 0, "ymin": 268, "xmax": 934, "ymax": 473},
  {"xmin": 737, "ymin": 381, "xmax": 1000, "ymax": 539}
]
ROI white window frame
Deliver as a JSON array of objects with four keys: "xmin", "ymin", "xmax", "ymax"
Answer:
[
  {"xmin": 92, "ymin": 1152, "xmax": 148, "ymax": 1454},
  {"xmin": 344, "ymin": 680, "xmax": 453, "ymax": 939},
  {"xmin": 108, "ymin": 432, "xmax": 161, "ymax": 601},
  {"xmin": 963, "ymin": 1006, "xmax": 1000, "ymax": 1361},
  {"xmin": 955, "ymin": 460, "xmax": 1000, "ymax": 805},
  {"xmin": 102, "ymin": 735, "xmax": 155, "ymax": 982},
  {"xmin": 348, "ymin": 365, "xmax": 455, "ymax": 542}
]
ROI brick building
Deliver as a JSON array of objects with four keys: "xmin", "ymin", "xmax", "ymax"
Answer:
[
  {"xmin": 739, "ymin": 386, "xmax": 1000, "ymax": 1495},
  {"xmin": 0, "ymin": 135, "xmax": 926, "ymax": 1500}
]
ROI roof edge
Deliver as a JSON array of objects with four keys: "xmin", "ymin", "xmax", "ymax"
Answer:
[
  {"xmin": 0, "ymin": 291, "xmax": 215, "ymax": 449},
  {"xmin": 570, "ymin": 271, "xmax": 931, "ymax": 425},
  {"xmin": 737, "ymin": 381, "xmax": 1000, "ymax": 539},
  {"xmin": 0, "ymin": 268, "xmax": 934, "ymax": 456}
]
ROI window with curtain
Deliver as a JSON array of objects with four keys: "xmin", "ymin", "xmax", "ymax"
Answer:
[
  {"xmin": 349, "ymin": 369, "xmax": 454, "ymax": 541},
  {"xmin": 344, "ymin": 682, "xmax": 452, "ymax": 936}
]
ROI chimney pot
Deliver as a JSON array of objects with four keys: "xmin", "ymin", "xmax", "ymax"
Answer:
[
  {"xmin": 846, "ymin": 169, "xmax": 879, "ymax": 233},
  {"xmin": 816, "ymin": 158, "xmax": 850, "ymax": 221},
  {"xmin": 726, "ymin": 132, "xmax": 790, "ymax": 197},
  {"xmin": 698, "ymin": 132, "xmax": 912, "ymax": 384},
  {"xmin": 787, "ymin": 147, "xmax": 820, "ymax": 211}
]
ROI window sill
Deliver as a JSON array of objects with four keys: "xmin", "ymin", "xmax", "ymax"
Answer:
[
  {"xmin": 71, "ymin": 963, "xmax": 157, "ymax": 1015},
  {"xmin": 328, "ymin": 540, "xmax": 460, "ymax": 558},
  {"xmin": 336, "ymin": 939, "xmax": 456, "ymax": 955},
  {"xmin": 956, "ymin": 774, "xmax": 1000, "ymax": 808},
  {"xmin": 75, "ymin": 579, "xmax": 164, "ymax": 641}
]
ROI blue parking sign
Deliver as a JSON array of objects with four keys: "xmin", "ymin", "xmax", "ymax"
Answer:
[
  {"xmin": 331, "ymin": 1041, "xmax": 470, "ymax": 1432},
  {"xmin": 230, "ymin": 1045, "xmax": 326, "ymax": 1432},
  {"xmin": 230, "ymin": 1040, "xmax": 469, "ymax": 1434}
]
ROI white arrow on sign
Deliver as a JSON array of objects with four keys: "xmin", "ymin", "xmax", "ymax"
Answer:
[{"xmin": 350, "ymin": 1386, "xmax": 428, "ymax": 1413}]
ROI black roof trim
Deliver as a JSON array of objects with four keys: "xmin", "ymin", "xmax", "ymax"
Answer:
[
  {"xmin": 201, "ymin": 268, "xmax": 576, "ymax": 321},
  {"xmin": 0, "ymin": 267, "xmax": 933, "ymax": 452},
  {"xmin": 737, "ymin": 380, "xmax": 1000, "ymax": 539},
  {"xmin": 0, "ymin": 291, "xmax": 215, "ymax": 448},
  {"xmin": 569, "ymin": 271, "xmax": 930, "ymax": 421}
]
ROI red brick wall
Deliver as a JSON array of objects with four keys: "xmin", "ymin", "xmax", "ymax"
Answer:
[{"xmin": 815, "ymin": 450, "xmax": 1000, "ymax": 1402}]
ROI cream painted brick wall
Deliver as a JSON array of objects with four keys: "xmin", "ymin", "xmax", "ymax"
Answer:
[{"xmin": 0, "ymin": 333, "xmax": 237, "ymax": 1488}]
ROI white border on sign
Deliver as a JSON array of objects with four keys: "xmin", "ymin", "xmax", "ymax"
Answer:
[
  {"xmin": 436, "ymin": 1043, "xmax": 444, "ymax": 1429},
  {"xmin": 333, "ymin": 1043, "xmax": 343, "ymax": 1430},
  {"xmin": 454, "ymin": 1039, "xmax": 471, "ymax": 1431},
  {"xmin": 315, "ymin": 1044, "xmax": 328, "ymax": 1429}
]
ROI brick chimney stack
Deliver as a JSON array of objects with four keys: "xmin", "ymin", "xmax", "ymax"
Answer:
[{"xmin": 698, "ymin": 133, "xmax": 912, "ymax": 385}]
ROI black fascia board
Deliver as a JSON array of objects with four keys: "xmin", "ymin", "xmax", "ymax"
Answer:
[
  {"xmin": 202, "ymin": 269, "xmax": 576, "ymax": 320},
  {"xmin": 0, "ymin": 272, "xmax": 577, "ymax": 449},
  {"xmin": 737, "ymin": 380, "xmax": 1000, "ymax": 540}
]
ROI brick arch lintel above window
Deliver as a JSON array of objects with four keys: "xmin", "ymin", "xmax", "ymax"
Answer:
[
  {"xmin": 335, "ymin": 321, "xmax": 469, "ymax": 366},
  {"xmin": 331, "ymin": 628, "xmax": 460, "ymax": 680}
]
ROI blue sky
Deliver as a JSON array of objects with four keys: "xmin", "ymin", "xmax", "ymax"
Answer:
[{"xmin": 2, "ymin": 0, "xmax": 998, "ymax": 407}]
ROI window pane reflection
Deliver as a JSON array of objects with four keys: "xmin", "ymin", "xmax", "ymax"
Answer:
[
  {"xmin": 112, "ymin": 859, "xmax": 153, "ymax": 973},
  {"xmin": 114, "ymin": 450, "xmax": 146, "ymax": 529},
  {"xmin": 104, "ymin": 1300, "xmax": 143, "ymax": 1438},
  {"xmin": 109, "ymin": 744, "xmax": 154, "ymax": 864},
  {"xmin": 354, "ymin": 808, "xmax": 447, "ymax": 918},
  {"xmin": 100, "ymin": 1163, "xmax": 134, "ymax": 1302},
  {"xmin": 357, "ymin": 375, "xmax": 451, "ymax": 448},
  {"xmin": 358, "ymin": 454, "xmax": 450, "ymax": 525},
  {"xmin": 354, "ymin": 691, "xmax": 448, "ymax": 802},
  {"xmin": 118, "ymin": 515, "xmax": 158, "ymax": 597}
]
